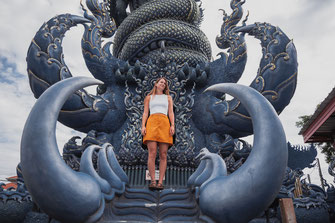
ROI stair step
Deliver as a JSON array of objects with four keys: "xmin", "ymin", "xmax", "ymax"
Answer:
[{"xmin": 100, "ymin": 186, "xmax": 203, "ymax": 222}]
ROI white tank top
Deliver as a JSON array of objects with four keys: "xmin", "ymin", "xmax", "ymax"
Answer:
[{"xmin": 149, "ymin": 94, "xmax": 168, "ymax": 115}]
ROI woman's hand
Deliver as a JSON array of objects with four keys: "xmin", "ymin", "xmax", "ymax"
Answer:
[
  {"xmin": 170, "ymin": 125, "xmax": 175, "ymax": 136},
  {"xmin": 141, "ymin": 126, "xmax": 146, "ymax": 136}
]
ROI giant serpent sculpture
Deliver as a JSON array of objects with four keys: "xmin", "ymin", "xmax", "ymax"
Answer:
[{"xmin": 21, "ymin": 0, "xmax": 297, "ymax": 222}]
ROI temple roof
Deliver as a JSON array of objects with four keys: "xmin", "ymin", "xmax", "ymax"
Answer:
[
  {"xmin": 299, "ymin": 87, "xmax": 335, "ymax": 143},
  {"xmin": 6, "ymin": 176, "xmax": 17, "ymax": 182},
  {"xmin": 1, "ymin": 182, "xmax": 17, "ymax": 190}
]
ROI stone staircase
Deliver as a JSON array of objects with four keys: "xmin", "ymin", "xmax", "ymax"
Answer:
[{"xmin": 99, "ymin": 187, "xmax": 205, "ymax": 222}]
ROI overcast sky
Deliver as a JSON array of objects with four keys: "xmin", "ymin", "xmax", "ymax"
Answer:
[{"xmin": 0, "ymin": 0, "xmax": 334, "ymax": 185}]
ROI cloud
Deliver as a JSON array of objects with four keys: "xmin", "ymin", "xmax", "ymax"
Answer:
[
  {"xmin": 0, "ymin": 1, "xmax": 90, "ymax": 179},
  {"xmin": 0, "ymin": 0, "xmax": 84, "ymax": 74},
  {"xmin": 0, "ymin": 56, "xmax": 85, "ymax": 178},
  {"xmin": 301, "ymin": 0, "xmax": 335, "ymax": 12}
]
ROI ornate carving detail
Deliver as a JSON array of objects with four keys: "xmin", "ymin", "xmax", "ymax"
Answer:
[{"xmin": 118, "ymin": 62, "xmax": 196, "ymax": 166}]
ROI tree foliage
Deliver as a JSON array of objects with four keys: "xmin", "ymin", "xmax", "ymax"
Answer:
[
  {"xmin": 320, "ymin": 142, "xmax": 335, "ymax": 163},
  {"xmin": 295, "ymin": 115, "xmax": 312, "ymax": 129}
]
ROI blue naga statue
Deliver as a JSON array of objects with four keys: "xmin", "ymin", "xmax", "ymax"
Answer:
[
  {"xmin": 26, "ymin": 0, "xmax": 297, "ymax": 165},
  {"xmin": 17, "ymin": 0, "xmax": 298, "ymax": 222}
]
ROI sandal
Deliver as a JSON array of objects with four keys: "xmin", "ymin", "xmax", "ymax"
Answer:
[
  {"xmin": 149, "ymin": 181, "xmax": 157, "ymax": 190},
  {"xmin": 156, "ymin": 183, "xmax": 164, "ymax": 190}
]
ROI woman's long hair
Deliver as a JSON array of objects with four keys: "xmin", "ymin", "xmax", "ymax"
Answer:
[{"xmin": 147, "ymin": 77, "xmax": 170, "ymax": 97}]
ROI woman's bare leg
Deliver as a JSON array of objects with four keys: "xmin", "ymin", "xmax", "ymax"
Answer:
[
  {"xmin": 147, "ymin": 141, "xmax": 157, "ymax": 182},
  {"xmin": 158, "ymin": 143, "xmax": 169, "ymax": 185}
]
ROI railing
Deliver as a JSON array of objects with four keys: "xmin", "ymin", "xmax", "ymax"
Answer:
[{"xmin": 121, "ymin": 165, "xmax": 195, "ymax": 188}]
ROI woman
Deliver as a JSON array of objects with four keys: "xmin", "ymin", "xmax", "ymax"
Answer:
[{"xmin": 141, "ymin": 77, "xmax": 175, "ymax": 190}]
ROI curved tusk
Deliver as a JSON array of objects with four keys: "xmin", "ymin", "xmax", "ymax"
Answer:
[
  {"xmin": 199, "ymin": 153, "xmax": 227, "ymax": 191},
  {"xmin": 187, "ymin": 159, "xmax": 206, "ymax": 187},
  {"xmin": 105, "ymin": 144, "xmax": 129, "ymax": 184},
  {"xmin": 80, "ymin": 145, "xmax": 115, "ymax": 201},
  {"xmin": 202, "ymin": 83, "xmax": 287, "ymax": 223},
  {"xmin": 97, "ymin": 145, "xmax": 125, "ymax": 194},
  {"xmin": 21, "ymin": 77, "xmax": 105, "ymax": 223},
  {"xmin": 193, "ymin": 159, "xmax": 213, "ymax": 187}
]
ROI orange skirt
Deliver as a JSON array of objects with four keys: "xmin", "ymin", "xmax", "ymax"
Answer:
[{"xmin": 143, "ymin": 113, "xmax": 173, "ymax": 146}]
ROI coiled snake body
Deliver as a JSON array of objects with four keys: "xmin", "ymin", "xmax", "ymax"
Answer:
[{"xmin": 112, "ymin": 0, "xmax": 211, "ymax": 66}]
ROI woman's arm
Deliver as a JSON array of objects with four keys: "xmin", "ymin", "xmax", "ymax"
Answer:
[
  {"xmin": 168, "ymin": 95, "xmax": 175, "ymax": 135},
  {"xmin": 141, "ymin": 96, "xmax": 150, "ymax": 135}
]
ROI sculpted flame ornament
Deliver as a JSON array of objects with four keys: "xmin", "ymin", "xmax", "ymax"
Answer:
[{"xmin": 20, "ymin": 0, "xmax": 298, "ymax": 221}]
